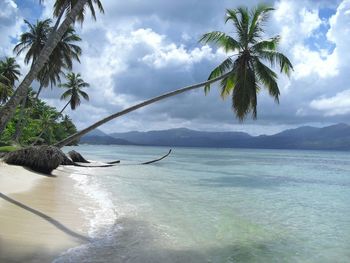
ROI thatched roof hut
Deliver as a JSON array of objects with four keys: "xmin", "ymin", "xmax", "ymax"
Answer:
[{"xmin": 4, "ymin": 146, "xmax": 66, "ymax": 174}]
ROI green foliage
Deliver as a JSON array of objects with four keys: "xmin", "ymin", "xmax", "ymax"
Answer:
[
  {"xmin": 199, "ymin": 4, "xmax": 293, "ymax": 121},
  {"xmin": 53, "ymin": 0, "xmax": 104, "ymax": 24},
  {"xmin": 59, "ymin": 72, "xmax": 90, "ymax": 111},
  {"xmin": 0, "ymin": 146, "xmax": 20, "ymax": 152},
  {"xmin": 0, "ymin": 57, "xmax": 21, "ymax": 104},
  {"xmin": 13, "ymin": 19, "xmax": 81, "ymax": 97},
  {"xmin": 0, "ymin": 93, "xmax": 78, "ymax": 146}
]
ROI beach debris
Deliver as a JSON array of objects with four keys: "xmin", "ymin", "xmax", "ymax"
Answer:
[
  {"xmin": 4, "ymin": 146, "xmax": 66, "ymax": 174},
  {"xmin": 141, "ymin": 149, "xmax": 172, "ymax": 165},
  {"xmin": 68, "ymin": 150, "xmax": 90, "ymax": 163}
]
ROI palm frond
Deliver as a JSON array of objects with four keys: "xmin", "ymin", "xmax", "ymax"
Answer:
[
  {"xmin": 251, "ymin": 37, "xmax": 280, "ymax": 52},
  {"xmin": 199, "ymin": 31, "xmax": 241, "ymax": 52},
  {"xmin": 258, "ymin": 50, "xmax": 293, "ymax": 76},
  {"xmin": 204, "ymin": 58, "xmax": 234, "ymax": 94},
  {"xmin": 252, "ymin": 57, "xmax": 279, "ymax": 103},
  {"xmin": 248, "ymin": 5, "xmax": 274, "ymax": 42}
]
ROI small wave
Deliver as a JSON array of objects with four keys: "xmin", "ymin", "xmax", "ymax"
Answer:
[{"xmin": 53, "ymin": 167, "xmax": 119, "ymax": 262}]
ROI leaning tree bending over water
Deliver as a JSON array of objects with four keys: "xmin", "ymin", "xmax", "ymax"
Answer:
[{"xmin": 55, "ymin": 5, "xmax": 293, "ymax": 148}]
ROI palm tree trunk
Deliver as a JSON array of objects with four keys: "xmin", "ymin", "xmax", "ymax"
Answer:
[
  {"xmin": 0, "ymin": 0, "xmax": 89, "ymax": 134},
  {"xmin": 35, "ymin": 85, "xmax": 43, "ymax": 100},
  {"xmin": 54, "ymin": 72, "xmax": 231, "ymax": 148},
  {"xmin": 12, "ymin": 96, "xmax": 27, "ymax": 142},
  {"xmin": 59, "ymin": 100, "xmax": 71, "ymax": 115}
]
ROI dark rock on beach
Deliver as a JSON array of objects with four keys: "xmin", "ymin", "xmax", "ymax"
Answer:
[{"xmin": 4, "ymin": 146, "xmax": 67, "ymax": 174}]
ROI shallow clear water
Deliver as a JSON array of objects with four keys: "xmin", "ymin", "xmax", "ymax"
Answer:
[{"xmin": 56, "ymin": 145, "xmax": 350, "ymax": 263}]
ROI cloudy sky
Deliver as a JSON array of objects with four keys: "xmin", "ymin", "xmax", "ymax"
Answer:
[{"xmin": 1, "ymin": 0, "xmax": 349, "ymax": 135}]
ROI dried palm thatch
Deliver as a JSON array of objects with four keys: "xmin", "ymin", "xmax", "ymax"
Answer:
[
  {"xmin": 4, "ymin": 146, "xmax": 66, "ymax": 174},
  {"xmin": 68, "ymin": 150, "xmax": 90, "ymax": 163}
]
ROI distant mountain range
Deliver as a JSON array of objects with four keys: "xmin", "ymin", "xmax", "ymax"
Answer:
[{"xmin": 80, "ymin": 123, "xmax": 350, "ymax": 151}]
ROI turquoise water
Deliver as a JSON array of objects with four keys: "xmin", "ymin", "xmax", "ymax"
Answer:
[{"xmin": 56, "ymin": 145, "xmax": 350, "ymax": 262}]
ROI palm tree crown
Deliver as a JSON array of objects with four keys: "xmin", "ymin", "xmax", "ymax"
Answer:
[
  {"xmin": 200, "ymin": 5, "xmax": 293, "ymax": 121},
  {"xmin": 59, "ymin": 72, "xmax": 89, "ymax": 111},
  {"xmin": 0, "ymin": 57, "xmax": 21, "ymax": 103},
  {"xmin": 13, "ymin": 19, "xmax": 81, "ymax": 93},
  {"xmin": 13, "ymin": 19, "xmax": 51, "ymax": 65},
  {"xmin": 53, "ymin": 0, "xmax": 104, "ymax": 24},
  {"xmin": 0, "ymin": 57, "xmax": 21, "ymax": 86}
]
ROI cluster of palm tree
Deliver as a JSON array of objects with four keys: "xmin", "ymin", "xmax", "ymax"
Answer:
[
  {"xmin": 0, "ymin": 17, "xmax": 91, "ymax": 144},
  {"xmin": 0, "ymin": 0, "xmax": 103, "ymax": 142},
  {"xmin": 0, "ymin": 0, "xmax": 293, "ymax": 149},
  {"xmin": 0, "ymin": 57, "xmax": 21, "ymax": 104}
]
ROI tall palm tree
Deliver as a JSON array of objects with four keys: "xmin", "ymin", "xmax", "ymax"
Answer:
[
  {"xmin": 13, "ymin": 19, "xmax": 82, "ymax": 98},
  {"xmin": 0, "ymin": 0, "xmax": 103, "ymax": 134},
  {"xmin": 0, "ymin": 57, "xmax": 21, "ymax": 104},
  {"xmin": 59, "ymin": 72, "xmax": 89, "ymax": 114},
  {"xmin": 13, "ymin": 19, "xmax": 51, "ymax": 66},
  {"xmin": 199, "ymin": 5, "xmax": 293, "ymax": 120},
  {"xmin": 55, "ymin": 5, "xmax": 293, "ymax": 148}
]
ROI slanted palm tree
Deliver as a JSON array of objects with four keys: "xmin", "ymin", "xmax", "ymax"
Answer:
[
  {"xmin": 59, "ymin": 72, "xmax": 89, "ymax": 114},
  {"xmin": 55, "ymin": 5, "xmax": 293, "ymax": 148},
  {"xmin": 0, "ymin": 0, "xmax": 104, "ymax": 133},
  {"xmin": 0, "ymin": 57, "xmax": 21, "ymax": 104}
]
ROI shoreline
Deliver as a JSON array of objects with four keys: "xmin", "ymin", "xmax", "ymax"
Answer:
[{"xmin": 0, "ymin": 161, "xmax": 93, "ymax": 262}]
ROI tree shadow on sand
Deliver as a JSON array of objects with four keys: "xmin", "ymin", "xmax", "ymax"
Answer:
[{"xmin": 0, "ymin": 192, "xmax": 90, "ymax": 242}]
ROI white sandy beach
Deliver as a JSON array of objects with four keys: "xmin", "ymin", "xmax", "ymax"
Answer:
[{"xmin": 0, "ymin": 161, "xmax": 91, "ymax": 262}]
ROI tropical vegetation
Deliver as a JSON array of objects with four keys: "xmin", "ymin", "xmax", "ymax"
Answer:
[
  {"xmin": 0, "ymin": 87, "xmax": 78, "ymax": 146},
  {"xmin": 0, "ymin": 0, "xmax": 101, "ymax": 133}
]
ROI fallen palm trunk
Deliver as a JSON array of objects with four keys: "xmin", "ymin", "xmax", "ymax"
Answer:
[
  {"xmin": 72, "ymin": 162, "xmax": 117, "ymax": 168},
  {"xmin": 141, "ymin": 149, "xmax": 172, "ymax": 164}
]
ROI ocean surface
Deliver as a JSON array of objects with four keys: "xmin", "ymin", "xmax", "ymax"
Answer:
[{"xmin": 55, "ymin": 145, "xmax": 350, "ymax": 263}]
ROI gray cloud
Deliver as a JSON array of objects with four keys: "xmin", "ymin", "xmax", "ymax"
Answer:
[{"xmin": 4, "ymin": 0, "xmax": 350, "ymax": 135}]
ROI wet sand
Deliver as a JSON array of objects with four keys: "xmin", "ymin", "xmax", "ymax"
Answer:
[{"xmin": 0, "ymin": 161, "xmax": 91, "ymax": 262}]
